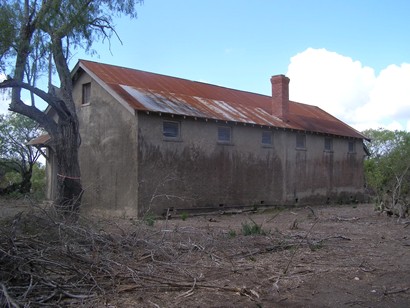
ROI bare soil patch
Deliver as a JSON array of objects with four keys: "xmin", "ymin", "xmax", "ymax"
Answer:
[{"xmin": 1, "ymin": 199, "xmax": 409, "ymax": 307}]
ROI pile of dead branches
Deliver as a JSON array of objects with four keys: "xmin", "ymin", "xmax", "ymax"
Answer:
[{"xmin": 0, "ymin": 207, "xmax": 318, "ymax": 307}]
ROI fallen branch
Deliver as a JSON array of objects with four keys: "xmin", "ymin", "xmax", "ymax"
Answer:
[
  {"xmin": 383, "ymin": 287, "xmax": 409, "ymax": 296},
  {"xmin": 317, "ymin": 235, "xmax": 352, "ymax": 243},
  {"xmin": 176, "ymin": 278, "xmax": 197, "ymax": 298},
  {"xmin": 283, "ymin": 219, "xmax": 319, "ymax": 274},
  {"xmin": 1, "ymin": 283, "xmax": 20, "ymax": 308},
  {"xmin": 0, "ymin": 206, "xmax": 314, "ymax": 306},
  {"xmin": 334, "ymin": 217, "xmax": 360, "ymax": 222}
]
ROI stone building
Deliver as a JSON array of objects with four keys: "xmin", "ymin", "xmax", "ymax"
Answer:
[{"xmin": 47, "ymin": 60, "xmax": 368, "ymax": 216}]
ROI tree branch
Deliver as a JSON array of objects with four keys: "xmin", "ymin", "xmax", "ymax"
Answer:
[
  {"xmin": 0, "ymin": 78, "xmax": 70, "ymax": 126},
  {"xmin": 50, "ymin": 37, "xmax": 76, "ymax": 118}
]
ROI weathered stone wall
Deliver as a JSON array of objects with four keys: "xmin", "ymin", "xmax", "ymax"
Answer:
[
  {"xmin": 137, "ymin": 114, "xmax": 285, "ymax": 215},
  {"xmin": 45, "ymin": 148, "xmax": 57, "ymax": 200},
  {"xmin": 283, "ymin": 134, "xmax": 365, "ymax": 204},
  {"xmin": 137, "ymin": 113, "xmax": 366, "ymax": 215},
  {"xmin": 73, "ymin": 72, "xmax": 139, "ymax": 217}
]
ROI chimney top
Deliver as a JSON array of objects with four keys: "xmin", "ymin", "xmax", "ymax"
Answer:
[{"xmin": 271, "ymin": 75, "xmax": 290, "ymax": 120}]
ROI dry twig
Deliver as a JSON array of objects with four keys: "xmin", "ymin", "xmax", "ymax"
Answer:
[{"xmin": 0, "ymin": 206, "xmax": 308, "ymax": 306}]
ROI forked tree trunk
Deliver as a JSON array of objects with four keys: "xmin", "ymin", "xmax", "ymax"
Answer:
[
  {"xmin": 1, "ymin": 2, "xmax": 92, "ymax": 216},
  {"xmin": 50, "ymin": 38, "xmax": 83, "ymax": 216}
]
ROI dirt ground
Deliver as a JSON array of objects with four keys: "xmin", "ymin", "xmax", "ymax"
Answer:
[
  {"xmin": 134, "ymin": 203, "xmax": 410, "ymax": 308},
  {"xmin": 1, "ymin": 200, "xmax": 410, "ymax": 307}
]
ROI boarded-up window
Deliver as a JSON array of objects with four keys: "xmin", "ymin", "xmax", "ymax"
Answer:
[
  {"xmin": 324, "ymin": 137, "xmax": 333, "ymax": 151},
  {"xmin": 296, "ymin": 134, "xmax": 306, "ymax": 149},
  {"xmin": 218, "ymin": 126, "xmax": 232, "ymax": 143},
  {"xmin": 82, "ymin": 83, "xmax": 91, "ymax": 105},
  {"xmin": 163, "ymin": 121, "xmax": 180, "ymax": 139},
  {"xmin": 262, "ymin": 131, "xmax": 273, "ymax": 146},
  {"xmin": 348, "ymin": 140, "xmax": 356, "ymax": 153}
]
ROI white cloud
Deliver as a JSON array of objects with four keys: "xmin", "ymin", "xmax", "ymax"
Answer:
[
  {"xmin": 386, "ymin": 120, "xmax": 405, "ymax": 131},
  {"xmin": 286, "ymin": 48, "xmax": 410, "ymax": 132}
]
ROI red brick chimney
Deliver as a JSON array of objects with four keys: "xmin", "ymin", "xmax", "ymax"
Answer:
[{"xmin": 271, "ymin": 75, "xmax": 290, "ymax": 120}]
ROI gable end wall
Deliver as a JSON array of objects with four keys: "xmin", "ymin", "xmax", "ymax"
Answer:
[{"xmin": 73, "ymin": 72, "xmax": 140, "ymax": 217}]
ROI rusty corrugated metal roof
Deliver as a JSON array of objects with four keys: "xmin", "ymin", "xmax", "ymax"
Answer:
[
  {"xmin": 27, "ymin": 134, "xmax": 50, "ymax": 146},
  {"xmin": 76, "ymin": 60, "xmax": 366, "ymax": 139}
]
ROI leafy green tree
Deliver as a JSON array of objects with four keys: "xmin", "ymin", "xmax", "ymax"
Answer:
[
  {"xmin": 0, "ymin": 112, "xmax": 43, "ymax": 194},
  {"xmin": 0, "ymin": 0, "xmax": 142, "ymax": 215},
  {"xmin": 363, "ymin": 128, "xmax": 410, "ymax": 216},
  {"xmin": 31, "ymin": 162, "xmax": 46, "ymax": 198}
]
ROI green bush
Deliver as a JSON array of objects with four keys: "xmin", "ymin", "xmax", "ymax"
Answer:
[
  {"xmin": 241, "ymin": 220, "xmax": 266, "ymax": 236},
  {"xmin": 228, "ymin": 229, "xmax": 237, "ymax": 238},
  {"xmin": 363, "ymin": 129, "xmax": 410, "ymax": 205},
  {"xmin": 181, "ymin": 212, "xmax": 188, "ymax": 221},
  {"xmin": 143, "ymin": 213, "xmax": 156, "ymax": 227},
  {"xmin": 0, "ymin": 171, "xmax": 21, "ymax": 188},
  {"xmin": 31, "ymin": 164, "xmax": 46, "ymax": 199},
  {"xmin": 0, "ymin": 163, "xmax": 45, "ymax": 199}
]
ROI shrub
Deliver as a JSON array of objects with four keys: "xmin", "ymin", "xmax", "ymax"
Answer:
[
  {"xmin": 228, "ymin": 229, "xmax": 236, "ymax": 238},
  {"xmin": 143, "ymin": 213, "xmax": 155, "ymax": 227},
  {"xmin": 241, "ymin": 220, "xmax": 266, "ymax": 236},
  {"xmin": 181, "ymin": 212, "xmax": 188, "ymax": 221}
]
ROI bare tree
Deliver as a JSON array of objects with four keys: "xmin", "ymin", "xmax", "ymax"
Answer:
[{"xmin": 0, "ymin": 0, "xmax": 142, "ymax": 215}]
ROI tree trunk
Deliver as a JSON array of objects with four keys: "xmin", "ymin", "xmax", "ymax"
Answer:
[
  {"xmin": 49, "ymin": 37, "xmax": 83, "ymax": 216},
  {"xmin": 53, "ymin": 120, "xmax": 83, "ymax": 215},
  {"xmin": 19, "ymin": 168, "xmax": 32, "ymax": 194}
]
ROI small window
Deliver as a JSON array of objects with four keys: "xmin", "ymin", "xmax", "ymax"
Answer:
[
  {"xmin": 218, "ymin": 126, "xmax": 232, "ymax": 143},
  {"xmin": 262, "ymin": 131, "xmax": 273, "ymax": 146},
  {"xmin": 296, "ymin": 134, "xmax": 306, "ymax": 149},
  {"xmin": 324, "ymin": 137, "xmax": 333, "ymax": 151},
  {"xmin": 348, "ymin": 140, "xmax": 356, "ymax": 153},
  {"xmin": 163, "ymin": 121, "xmax": 180, "ymax": 139},
  {"xmin": 82, "ymin": 83, "xmax": 91, "ymax": 105}
]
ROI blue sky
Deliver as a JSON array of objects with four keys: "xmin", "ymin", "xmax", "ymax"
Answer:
[
  {"xmin": 2, "ymin": 0, "xmax": 410, "ymax": 131},
  {"xmin": 82, "ymin": 0, "xmax": 408, "ymax": 88}
]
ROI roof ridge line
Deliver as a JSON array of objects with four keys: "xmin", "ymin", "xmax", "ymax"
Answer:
[{"xmin": 79, "ymin": 59, "xmax": 271, "ymax": 99}]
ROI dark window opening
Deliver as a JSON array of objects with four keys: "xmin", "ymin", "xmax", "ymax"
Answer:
[
  {"xmin": 348, "ymin": 140, "xmax": 356, "ymax": 153},
  {"xmin": 82, "ymin": 83, "xmax": 91, "ymax": 105},
  {"xmin": 163, "ymin": 121, "xmax": 180, "ymax": 139},
  {"xmin": 218, "ymin": 126, "xmax": 232, "ymax": 143},
  {"xmin": 262, "ymin": 131, "xmax": 273, "ymax": 146},
  {"xmin": 296, "ymin": 134, "xmax": 306, "ymax": 149},
  {"xmin": 324, "ymin": 137, "xmax": 333, "ymax": 151}
]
